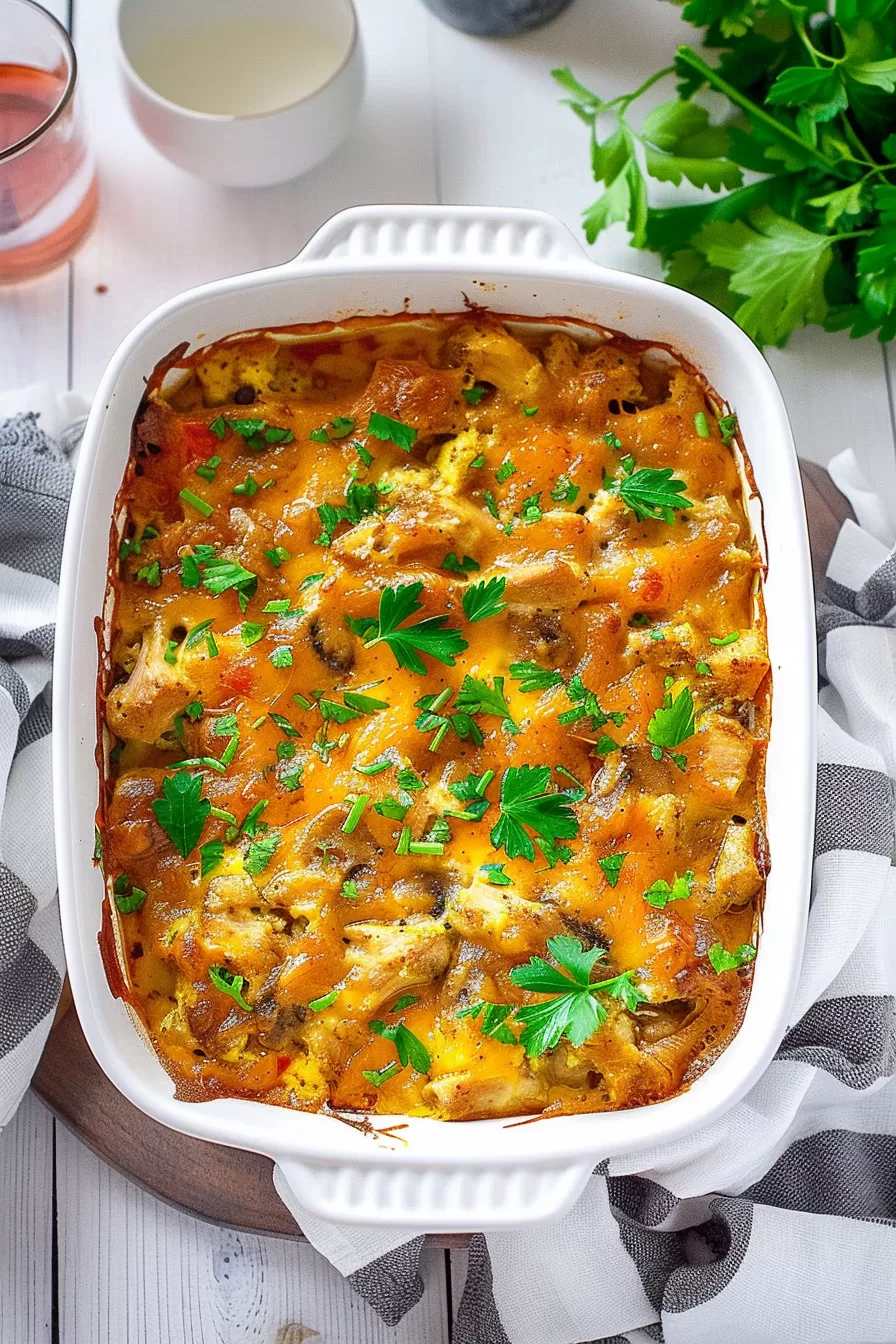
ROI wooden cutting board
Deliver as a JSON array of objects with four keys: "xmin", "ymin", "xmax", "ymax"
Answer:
[{"xmin": 32, "ymin": 460, "xmax": 850, "ymax": 1242}]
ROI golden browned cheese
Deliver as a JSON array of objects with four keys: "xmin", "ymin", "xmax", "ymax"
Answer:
[{"xmin": 98, "ymin": 315, "xmax": 769, "ymax": 1121}]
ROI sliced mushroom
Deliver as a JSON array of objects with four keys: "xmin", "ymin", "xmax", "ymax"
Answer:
[{"xmin": 308, "ymin": 610, "xmax": 355, "ymax": 673}]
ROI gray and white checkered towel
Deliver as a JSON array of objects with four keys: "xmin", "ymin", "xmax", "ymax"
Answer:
[
  {"xmin": 0, "ymin": 388, "xmax": 85, "ymax": 1127},
  {"xmin": 278, "ymin": 448, "xmax": 896, "ymax": 1344},
  {"xmin": 2, "ymin": 401, "xmax": 895, "ymax": 1341}
]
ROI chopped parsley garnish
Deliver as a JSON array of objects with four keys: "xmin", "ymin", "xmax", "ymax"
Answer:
[
  {"xmin": 644, "ymin": 870, "xmax": 695, "ymax": 908},
  {"xmin": 456, "ymin": 1001, "xmax": 518, "ymax": 1044},
  {"xmin": 509, "ymin": 661, "xmax": 565, "ymax": 694},
  {"xmin": 709, "ymin": 632, "xmax": 739, "ymax": 647},
  {"xmin": 163, "ymin": 640, "xmax": 179, "ymax": 665},
  {"xmin": 299, "ymin": 572, "xmax": 324, "ymax": 591},
  {"xmin": 602, "ymin": 431, "xmax": 622, "ymax": 450},
  {"xmin": 270, "ymin": 646, "xmax": 293, "ymax": 668},
  {"xmin": 608, "ymin": 460, "xmax": 693, "ymax": 524},
  {"xmin": 441, "ymin": 552, "xmax": 480, "ymax": 575},
  {"xmin": 341, "ymin": 879, "xmax": 360, "ymax": 900},
  {"xmin": 462, "ymin": 576, "xmax": 506, "ymax": 624},
  {"xmin": 309, "ymin": 989, "xmax": 341, "ymax": 1012},
  {"xmin": 195, "ymin": 454, "xmax": 221, "ymax": 483},
  {"xmin": 113, "ymin": 873, "xmax": 147, "ymax": 914},
  {"xmin": 463, "ymin": 383, "xmax": 488, "ymax": 405},
  {"xmin": 151, "ymin": 770, "xmax": 209, "ymax": 857},
  {"xmin": 454, "ymin": 674, "xmax": 518, "ymax": 733},
  {"xmin": 695, "ymin": 660, "xmax": 711, "ymax": 675},
  {"xmin": 135, "ymin": 561, "xmax": 161, "ymax": 587},
  {"xmin": 263, "ymin": 600, "xmax": 291, "ymax": 614},
  {"xmin": 482, "ymin": 490, "xmax": 499, "ymax": 519},
  {"xmin": 551, "ymin": 473, "xmax": 580, "ymax": 503},
  {"xmin": 354, "ymin": 759, "xmax": 392, "ymax": 777},
  {"xmin": 315, "ymin": 480, "xmax": 381, "ymax": 547},
  {"xmin": 520, "ymin": 492, "xmax": 543, "ymax": 524},
  {"xmin": 346, "ymin": 582, "xmax": 468, "ymax": 674},
  {"xmin": 694, "ymin": 411, "xmax": 710, "ymax": 438},
  {"xmin": 328, "ymin": 415, "xmax": 355, "ymax": 438},
  {"xmin": 263, "ymin": 547, "xmax": 290, "ymax": 570},
  {"xmin": 233, "ymin": 474, "xmax": 259, "ymax": 497},
  {"xmin": 396, "ymin": 767, "xmax": 425, "ymax": 792},
  {"xmin": 555, "ymin": 766, "xmax": 587, "ymax": 801},
  {"xmin": 647, "ymin": 685, "xmax": 696, "ymax": 768},
  {"xmin": 508, "ymin": 936, "xmax": 646, "ymax": 1056},
  {"xmin": 343, "ymin": 688, "xmax": 389, "ymax": 714},
  {"xmin": 178, "ymin": 487, "xmax": 213, "ymax": 518},
  {"xmin": 480, "ymin": 862, "xmax": 512, "ymax": 886},
  {"xmin": 367, "ymin": 412, "xmax": 417, "ymax": 452},
  {"xmin": 369, "ymin": 1018, "xmax": 431, "ymax": 1073},
  {"xmin": 374, "ymin": 795, "xmax": 411, "ymax": 821},
  {"xmin": 490, "ymin": 765, "xmax": 579, "ymax": 863},
  {"xmin": 362, "ymin": 1063, "xmax": 401, "ymax": 1087},
  {"xmin": 240, "ymin": 622, "xmax": 265, "ymax": 646},
  {"xmin": 201, "ymin": 556, "xmax": 258, "ymax": 608},
  {"xmin": 708, "ymin": 942, "xmax": 757, "ymax": 974},
  {"xmin": 559, "ymin": 675, "xmax": 624, "ymax": 734},
  {"xmin": 184, "ymin": 700, "xmax": 204, "ymax": 722},
  {"xmin": 448, "ymin": 770, "xmax": 494, "ymax": 821},
  {"xmin": 209, "ymin": 965, "xmax": 252, "ymax": 1012},
  {"xmin": 342, "ymin": 794, "xmax": 369, "ymax": 834},
  {"xmin": 199, "ymin": 839, "xmax": 225, "ymax": 878},
  {"xmin": 310, "ymin": 426, "xmax": 330, "ymax": 444},
  {"xmin": 495, "ymin": 459, "xmax": 517, "ymax": 483},
  {"xmin": 598, "ymin": 853, "xmax": 627, "ymax": 887},
  {"xmin": 469, "ymin": 453, "xmax": 486, "ymax": 469},
  {"xmin": 245, "ymin": 833, "xmax": 280, "ymax": 876},
  {"xmin": 209, "ymin": 415, "xmax": 227, "ymax": 439},
  {"xmin": 717, "ymin": 413, "xmax": 738, "ymax": 445},
  {"xmin": 269, "ymin": 712, "xmax": 300, "ymax": 738},
  {"xmin": 521, "ymin": 404, "xmax": 538, "ymax": 417}
]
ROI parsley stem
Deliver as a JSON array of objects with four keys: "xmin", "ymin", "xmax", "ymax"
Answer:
[
  {"xmin": 609, "ymin": 64, "xmax": 675, "ymax": 110},
  {"xmin": 675, "ymin": 45, "xmax": 847, "ymax": 178},
  {"xmin": 342, "ymin": 793, "xmax": 369, "ymax": 834},
  {"xmin": 210, "ymin": 806, "xmax": 237, "ymax": 823}
]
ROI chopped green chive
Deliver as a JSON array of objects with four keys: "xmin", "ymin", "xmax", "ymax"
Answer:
[
  {"xmin": 233, "ymin": 474, "xmax": 259, "ymax": 497},
  {"xmin": 135, "ymin": 561, "xmax": 161, "ymax": 587},
  {"xmin": 309, "ymin": 989, "xmax": 340, "ymax": 1011},
  {"xmin": 178, "ymin": 488, "xmax": 213, "ymax": 517},
  {"xmin": 694, "ymin": 411, "xmax": 710, "ymax": 438},
  {"xmin": 395, "ymin": 826, "xmax": 412, "ymax": 855},
  {"xmin": 408, "ymin": 840, "xmax": 445, "ymax": 855},
  {"xmin": 209, "ymin": 416, "xmax": 227, "ymax": 439},
  {"xmin": 483, "ymin": 490, "xmax": 499, "ymax": 519},
  {"xmin": 195, "ymin": 454, "xmax": 221, "ymax": 483},
  {"xmin": 495, "ymin": 460, "xmax": 516, "ymax": 483},
  {"xmin": 354, "ymin": 759, "xmax": 392, "ymax": 776},
  {"xmin": 469, "ymin": 453, "xmax": 486, "ymax": 469},
  {"xmin": 521, "ymin": 404, "xmax": 538, "ymax": 417},
  {"xmin": 342, "ymin": 793, "xmax": 369, "ymax": 834},
  {"xmin": 709, "ymin": 632, "xmax": 739, "ymax": 646},
  {"xmin": 264, "ymin": 546, "xmax": 291, "ymax": 569}
]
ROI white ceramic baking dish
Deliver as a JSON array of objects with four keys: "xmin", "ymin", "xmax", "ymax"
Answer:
[{"xmin": 54, "ymin": 204, "xmax": 816, "ymax": 1231}]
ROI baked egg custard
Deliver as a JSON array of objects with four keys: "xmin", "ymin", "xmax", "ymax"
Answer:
[{"xmin": 97, "ymin": 314, "xmax": 769, "ymax": 1120}]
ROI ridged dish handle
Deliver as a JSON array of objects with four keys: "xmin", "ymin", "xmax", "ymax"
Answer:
[
  {"xmin": 293, "ymin": 204, "xmax": 589, "ymax": 269},
  {"xmin": 273, "ymin": 1156, "xmax": 595, "ymax": 1231}
]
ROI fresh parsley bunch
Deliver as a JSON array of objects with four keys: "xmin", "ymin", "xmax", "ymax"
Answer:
[{"xmin": 555, "ymin": 0, "xmax": 896, "ymax": 345}]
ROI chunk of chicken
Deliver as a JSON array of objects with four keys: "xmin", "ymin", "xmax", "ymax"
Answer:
[
  {"xmin": 198, "ymin": 874, "xmax": 278, "ymax": 970},
  {"xmin": 106, "ymin": 622, "xmax": 196, "ymax": 743},
  {"xmin": 689, "ymin": 716, "xmax": 755, "ymax": 810},
  {"xmin": 444, "ymin": 323, "xmax": 548, "ymax": 404},
  {"xmin": 332, "ymin": 473, "xmax": 485, "ymax": 570},
  {"xmin": 423, "ymin": 1068, "xmax": 545, "ymax": 1120},
  {"xmin": 342, "ymin": 917, "xmax": 456, "ymax": 1016},
  {"xmin": 446, "ymin": 879, "xmax": 564, "ymax": 957},
  {"xmin": 353, "ymin": 358, "xmax": 467, "ymax": 438},
  {"xmin": 703, "ymin": 821, "xmax": 763, "ymax": 917}
]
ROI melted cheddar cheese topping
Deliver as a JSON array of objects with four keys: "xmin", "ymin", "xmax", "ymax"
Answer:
[{"xmin": 99, "ymin": 315, "xmax": 769, "ymax": 1121}]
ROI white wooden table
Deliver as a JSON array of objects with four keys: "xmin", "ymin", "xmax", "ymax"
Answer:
[{"xmin": 2, "ymin": 0, "xmax": 895, "ymax": 1338}]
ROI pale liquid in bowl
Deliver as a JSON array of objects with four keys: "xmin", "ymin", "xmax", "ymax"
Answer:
[{"xmin": 131, "ymin": 18, "xmax": 347, "ymax": 116}]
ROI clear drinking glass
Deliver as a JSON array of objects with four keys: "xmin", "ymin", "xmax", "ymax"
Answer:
[{"xmin": 0, "ymin": 0, "xmax": 97, "ymax": 284}]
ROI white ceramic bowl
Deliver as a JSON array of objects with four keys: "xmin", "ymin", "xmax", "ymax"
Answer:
[
  {"xmin": 55, "ymin": 205, "xmax": 816, "ymax": 1231},
  {"xmin": 115, "ymin": 0, "xmax": 364, "ymax": 187}
]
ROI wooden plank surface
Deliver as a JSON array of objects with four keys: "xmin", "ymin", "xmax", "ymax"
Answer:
[
  {"xmin": 55, "ymin": 1124, "xmax": 449, "ymax": 1344},
  {"xmin": 0, "ymin": 1092, "xmax": 54, "ymax": 1344}
]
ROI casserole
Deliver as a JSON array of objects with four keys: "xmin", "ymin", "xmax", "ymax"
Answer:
[{"xmin": 56, "ymin": 204, "xmax": 815, "ymax": 1229}]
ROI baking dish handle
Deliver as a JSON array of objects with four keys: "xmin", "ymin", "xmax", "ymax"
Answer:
[
  {"xmin": 292, "ymin": 204, "xmax": 590, "ymax": 269},
  {"xmin": 273, "ymin": 1155, "xmax": 595, "ymax": 1231}
]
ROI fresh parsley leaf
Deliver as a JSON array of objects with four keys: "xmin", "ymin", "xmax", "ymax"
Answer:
[
  {"xmin": 396, "ymin": 767, "xmax": 425, "ymax": 792},
  {"xmin": 113, "ymin": 873, "xmax": 147, "ymax": 914},
  {"xmin": 264, "ymin": 546, "xmax": 291, "ymax": 569},
  {"xmin": 708, "ymin": 941, "xmax": 757, "ymax": 973},
  {"xmin": 391, "ymin": 994, "xmax": 419, "ymax": 1013},
  {"xmin": 369, "ymin": 1018, "xmax": 431, "ymax": 1072},
  {"xmin": 551, "ymin": 473, "xmax": 580, "ymax": 503},
  {"xmin": 245, "ymin": 833, "xmax": 280, "ymax": 876},
  {"xmin": 462, "ymin": 576, "xmax": 506, "ymax": 623},
  {"xmin": 240, "ymin": 622, "xmax": 265, "ymax": 646},
  {"xmin": 480, "ymin": 862, "xmax": 512, "ymax": 886},
  {"xmin": 463, "ymin": 383, "xmax": 489, "ymax": 405},
  {"xmin": 152, "ymin": 771, "xmax": 209, "ymax": 858},
  {"xmin": 199, "ymin": 839, "xmax": 225, "ymax": 877},
  {"xmin": 521, "ymin": 492, "xmax": 543, "ymax": 524},
  {"xmin": 647, "ymin": 685, "xmax": 696, "ymax": 759},
  {"xmin": 644, "ymin": 870, "xmax": 695, "ymax": 908},
  {"xmin": 209, "ymin": 965, "xmax": 252, "ymax": 1012},
  {"xmin": 270, "ymin": 647, "xmax": 293, "ymax": 668},
  {"xmin": 201, "ymin": 556, "xmax": 258, "ymax": 604},
  {"xmin": 135, "ymin": 560, "xmax": 161, "ymax": 587},
  {"xmin": 367, "ymin": 412, "xmax": 417, "ymax": 452},
  {"xmin": 509, "ymin": 661, "xmax": 565, "ymax": 694},
  {"xmin": 495, "ymin": 459, "xmax": 517, "ymax": 483},
  {"xmin": 454, "ymin": 674, "xmax": 517, "ymax": 729},
  {"xmin": 717, "ymin": 412, "xmax": 738, "ymax": 444},
  {"xmin": 346, "ymin": 582, "xmax": 468, "ymax": 674},
  {"xmin": 456, "ymin": 1001, "xmax": 518, "ymax": 1044},
  {"xmin": 598, "ymin": 852, "xmax": 628, "ymax": 887},
  {"xmin": 491, "ymin": 765, "xmax": 579, "ymax": 863},
  {"xmin": 608, "ymin": 462, "xmax": 693, "ymax": 524},
  {"xmin": 329, "ymin": 415, "xmax": 356, "ymax": 438},
  {"xmin": 508, "ymin": 935, "xmax": 646, "ymax": 1056},
  {"xmin": 441, "ymin": 552, "xmax": 480, "ymax": 574},
  {"xmin": 373, "ymin": 795, "xmax": 411, "ymax": 821}
]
